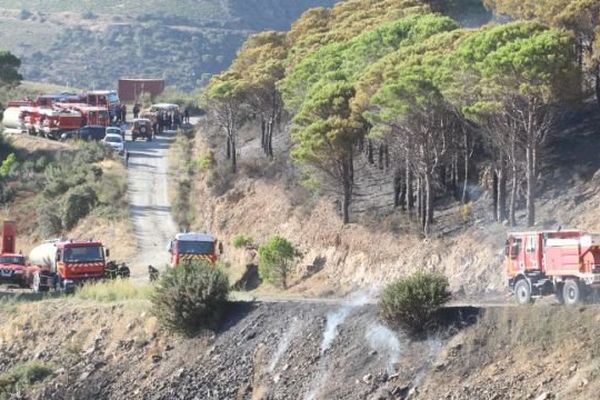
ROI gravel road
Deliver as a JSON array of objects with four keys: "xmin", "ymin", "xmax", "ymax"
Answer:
[{"xmin": 126, "ymin": 128, "xmax": 179, "ymax": 278}]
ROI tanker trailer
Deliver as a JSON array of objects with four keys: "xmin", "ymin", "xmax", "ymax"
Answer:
[{"xmin": 1, "ymin": 107, "xmax": 26, "ymax": 133}]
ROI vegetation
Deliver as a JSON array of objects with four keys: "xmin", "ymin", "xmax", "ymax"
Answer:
[
  {"xmin": 0, "ymin": 1, "xmax": 338, "ymax": 91},
  {"xmin": 258, "ymin": 236, "xmax": 295, "ymax": 289},
  {"xmin": 0, "ymin": 361, "xmax": 54, "ymax": 399},
  {"xmin": 170, "ymin": 134, "xmax": 196, "ymax": 231},
  {"xmin": 199, "ymin": 0, "xmax": 587, "ymax": 233},
  {"xmin": 151, "ymin": 261, "xmax": 229, "ymax": 336},
  {"xmin": 378, "ymin": 271, "xmax": 451, "ymax": 334},
  {"xmin": 75, "ymin": 280, "xmax": 153, "ymax": 302},
  {"xmin": 232, "ymin": 234, "xmax": 253, "ymax": 249}
]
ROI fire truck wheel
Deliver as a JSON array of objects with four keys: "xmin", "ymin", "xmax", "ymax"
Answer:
[
  {"xmin": 563, "ymin": 279, "xmax": 585, "ymax": 306},
  {"xmin": 514, "ymin": 279, "xmax": 532, "ymax": 305},
  {"xmin": 31, "ymin": 272, "xmax": 44, "ymax": 293},
  {"xmin": 555, "ymin": 283, "xmax": 565, "ymax": 304}
]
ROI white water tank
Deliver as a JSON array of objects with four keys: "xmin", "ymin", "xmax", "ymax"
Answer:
[
  {"xmin": 29, "ymin": 243, "xmax": 59, "ymax": 273},
  {"xmin": 2, "ymin": 107, "xmax": 25, "ymax": 131}
]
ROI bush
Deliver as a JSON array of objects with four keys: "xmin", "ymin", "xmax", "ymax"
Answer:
[
  {"xmin": 378, "ymin": 272, "xmax": 451, "ymax": 335},
  {"xmin": 258, "ymin": 236, "xmax": 294, "ymax": 289},
  {"xmin": 232, "ymin": 234, "xmax": 253, "ymax": 249},
  {"xmin": 62, "ymin": 185, "xmax": 97, "ymax": 230},
  {"xmin": 0, "ymin": 361, "xmax": 54, "ymax": 398},
  {"xmin": 37, "ymin": 202, "xmax": 63, "ymax": 237},
  {"xmin": 151, "ymin": 261, "xmax": 229, "ymax": 336}
]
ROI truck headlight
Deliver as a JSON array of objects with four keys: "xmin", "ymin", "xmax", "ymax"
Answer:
[{"xmin": 13, "ymin": 270, "xmax": 23, "ymax": 274}]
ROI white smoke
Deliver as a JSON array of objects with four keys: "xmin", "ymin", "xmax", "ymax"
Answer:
[
  {"xmin": 319, "ymin": 290, "xmax": 375, "ymax": 354},
  {"xmin": 269, "ymin": 318, "xmax": 300, "ymax": 373},
  {"xmin": 364, "ymin": 322, "xmax": 402, "ymax": 373}
]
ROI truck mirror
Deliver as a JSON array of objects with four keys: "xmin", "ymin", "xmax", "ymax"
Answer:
[{"xmin": 105, "ymin": 249, "xmax": 110, "ymax": 258}]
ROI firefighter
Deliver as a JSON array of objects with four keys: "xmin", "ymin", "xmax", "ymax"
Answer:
[
  {"xmin": 121, "ymin": 104, "xmax": 127, "ymax": 123},
  {"xmin": 124, "ymin": 149, "xmax": 130, "ymax": 167},
  {"xmin": 184, "ymin": 108, "xmax": 190, "ymax": 123},
  {"xmin": 133, "ymin": 104, "xmax": 140, "ymax": 119}
]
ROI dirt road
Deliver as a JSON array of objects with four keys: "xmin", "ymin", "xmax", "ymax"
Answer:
[{"xmin": 126, "ymin": 129, "xmax": 179, "ymax": 278}]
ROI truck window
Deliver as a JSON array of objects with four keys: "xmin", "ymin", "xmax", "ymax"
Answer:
[{"xmin": 510, "ymin": 239, "xmax": 522, "ymax": 259}]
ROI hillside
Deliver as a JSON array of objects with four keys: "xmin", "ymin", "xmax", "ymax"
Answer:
[{"xmin": 0, "ymin": 0, "xmax": 338, "ymax": 91}]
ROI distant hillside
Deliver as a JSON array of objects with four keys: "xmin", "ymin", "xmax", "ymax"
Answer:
[{"xmin": 0, "ymin": 0, "xmax": 337, "ymax": 91}]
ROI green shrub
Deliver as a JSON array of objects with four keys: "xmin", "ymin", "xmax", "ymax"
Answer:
[
  {"xmin": 379, "ymin": 272, "xmax": 451, "ymax": 335},
  {"xmin": 0, "ymin": 361, "xmax": 54, "ymax": 398},
  {"xmin": 232, "ymin": 234, "xmax": 253, "ymax": 249},
  {"xmin": 193, "ymin": 152, "xmax": 214, "ymax": 172},
  {"xmin": 37, "ymin": 202, "xmax": 63, "ymax": 237},
  {"xmin": 258, "ymin": 236, "xmax": 294, "ymax": 289},
  {"xmin": 62, "ymin": 185, "xmax": 97, "ymax": 230},
  {"xmin": 151, "ymin": 261, "xmax": 229, "ymax": 336}
]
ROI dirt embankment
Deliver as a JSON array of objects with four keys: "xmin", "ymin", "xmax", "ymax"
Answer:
[{"xmin": 186, "ymin": 110, "xmax": 600, "ymax": 299}]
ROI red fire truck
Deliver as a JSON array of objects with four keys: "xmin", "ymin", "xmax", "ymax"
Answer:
[
  {"xmin": 28, "ymin": 239, "xmax": 115, "ymax": 293},
  {"xmin": 0, "ymin": 221, "xmax": 27, "ymax": 288},
  {"xmin": 167, "ymin": 232, "xmax": 223, "ymax": 267},
  {"xmin": 506, "ymin": 230, "xmax": 600, "ymax": 305}
]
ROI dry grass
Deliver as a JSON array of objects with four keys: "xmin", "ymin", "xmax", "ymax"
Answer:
[{"xmin": 74, "ymin": 280, "xmax": 154, "ymax": 303}]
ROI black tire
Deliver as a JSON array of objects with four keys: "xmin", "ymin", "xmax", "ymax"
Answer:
[
  {"xmin": 514, "ymin": 279, "xmax": 532, "ymax": 305},
  {"xmin": 563, "ymin": 279, "xmax": 585, "ymax": 306},
  {"xmin": 555, "ymin": 283, "xmax": 565, "ymax": 304}
]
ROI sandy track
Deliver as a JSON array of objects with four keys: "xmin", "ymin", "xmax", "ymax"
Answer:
[{"xmin": 126, "ymin": 131, "xmax": 178, "ymax": 278}]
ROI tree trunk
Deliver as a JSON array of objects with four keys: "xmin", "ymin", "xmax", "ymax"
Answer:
[
  {"xmin": 497, "ymin": 163, "xmax": 507, "ymax": 222},
  {"xmin": 492, "ymin": 169, "xmax": 498, "ymax": 220},
  {"xmin": 461, "ymin": 133, "xmax": 470, "ymax": 204},
  {"xmin": 367, "ymin": 139, "xmax": 374, "ymax": 164},
  {"xmin": 416, "ymin": 177, "xmax": 422, "ymax": 224},
  {"xmin": 525, "ymin": 142, "xmax": 535, "ymax": 227},
  {"xmin": 267, "ymin": 115, "xmax": 274, "ymax": 159},
  {"xmin": 509, "ymin": 162, "xmax": 517, "ymax": 226},
  {"xmin": 378, "ymin": 143, "xmax": 384, "ymax": 170},
  {"xmin": 424, "ymin": 171, "xmax": 434, "ymax": 235},
  {"xmin": 385, "ymin": 144, "xmax": 390, "ymax": 169},
  {"xmin": 393, "ymin": 168, "xmax": 402, "ymax": 208},
  {"xmin": 231, "ymin": 136, "xmax": 237, "ymax": 173},
  {"xmin": 341, "ymin": 155, "xmax": 353, "ymax": 224},
  {"xmin": 226, "ymin": 136, "xmax": 231, "ymax": 160},
  {"xmin": 595, "ymin": 64, "xmax": 600, "ymax": 109},
  {"xmin": 405, "ymin": 158, "xmax": 413, "ymax": 212},
  {"xmin": 451, "ymin": 155, "xmax": 458, "ymax": 199},
  {"xmin": 260, "ymin": 117, "xmax": 266, "ymax": 153}
]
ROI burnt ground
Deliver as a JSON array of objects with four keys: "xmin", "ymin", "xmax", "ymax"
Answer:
[{"xmin": 0, "ymin": 299, "xmax": 474, "ymax": 400}]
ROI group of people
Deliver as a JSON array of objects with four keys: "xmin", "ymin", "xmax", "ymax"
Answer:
[
  {"xmin": 152, "ymin": 109, "xmax": 189, "ymax": 135},
  {"xmin": 112, "ymin": 104, "xmax": 127, "ymax": 124}
]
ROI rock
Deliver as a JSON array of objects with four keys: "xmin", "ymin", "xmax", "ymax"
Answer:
[
  {"xmin": 282, "ymin": 364, "xmax": 290, "ymax": 371},
  {"xmin": 152, "ymin": 354, "xmax": 163, "ymax": 363},
  {"xmin": 273, "ymin": 373, "xmax": 281, "ymax": 383},
  {"xmin": 369, "ymin": 350, "xmax": 377, "ymax": 356},
  {"xmin": 581, "ymin": 378, "xmax": 589, "ymax": 387},
  {"xmin": 534, "ymin": 393, "xmax": 551, "ymax": 400},
  {"xmin": 570, "ymin": 364, "xmax": 578, "ymax": 372},
  {"xmin": 362, "ymin": 374, "xmax": 373, "ymax": 384},
  {"xmin": 78, "ymin": 371, "xmax": 90, "ymax": 381}
]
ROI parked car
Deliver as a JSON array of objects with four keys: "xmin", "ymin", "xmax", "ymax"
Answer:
[
  {"xmin": 106, "ymin": 126, "xmax": 123, "ymax": 139},
  {"xmin": 60, "ymin": 125, "xmax": 106, "ymax": 141},
  {"xmin": 102, "ymin": 133, "xmax": 124, "ymax": 155},
  {"xmin": 132, "ymin": 118, "xmax": 152, "ymax": 141}
]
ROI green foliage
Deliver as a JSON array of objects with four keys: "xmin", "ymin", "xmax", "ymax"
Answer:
[
  {"xmin": 258, "ymin": 236, "xmax": 295, "ymax": 289},
  {"xmin": 0, "ymin": 361, "xmax": 54, "ymax": 399},
  {"xmin": 62, "ymin": 185, "xmax": 98, "ymax": 230},
  {"xmin": 0, "ymin": 154, "xmax": 16, "ymax": 178},
  {"xmin": 151, "ymin": 261, "xmax": 230, "ymax": 336},
  {"xmin": 378, "ymin": 272, "xmax": 451, "ymax": 334},
  {"xmin": 36, "ymin": 202, "xmax": 63, "ymax": 237},
  {"xmin": 232, "ymin": 234, "xmax": 253, "ymax": 249},
  {"xmin": 0, "ymin": 50, "xmax": 22, "ymax": 89}
]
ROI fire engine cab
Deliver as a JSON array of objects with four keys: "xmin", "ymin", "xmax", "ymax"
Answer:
[{"xmin": 506, "ymin": 230, "xmax": 600, "ymax": 305}]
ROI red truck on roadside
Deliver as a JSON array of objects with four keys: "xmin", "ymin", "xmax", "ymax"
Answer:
[
  {"xmin": 506, "ymin": 230, "xmax": 600, "ymax": 305},
  {"xmin": 0, "ymin": 221, "xmax": 27, "ymax": 288}
]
